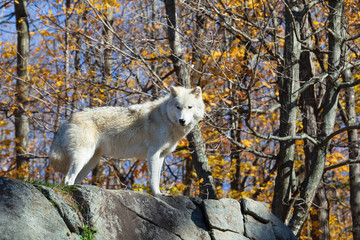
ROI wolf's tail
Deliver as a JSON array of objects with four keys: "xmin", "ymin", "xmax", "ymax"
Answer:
[{"xmin": 48, "ymin": 121, "xmax": 70, "ymax": 174}]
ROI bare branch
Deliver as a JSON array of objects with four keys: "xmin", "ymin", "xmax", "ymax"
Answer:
[
  {"xmin": 345, "ymin": 32, "xmax": 360, "ymax": 42},
  {"xmin": 321, "ymin": 125, "xmax": 360, "ymax": 146},
  {"xmin": 338, "ymin": 77, "xmax": 360, "ymax": 89},
  {"xmin": 325, "ymin": 158, "xmax": 360, "ymax": 172},
  {"xmin": 245, "ymin": 113, "xmax": 319, "ymax": 145},
  {"xmin": 249, "ymin": 126, "xmax": 320, "ymax": 145},
  {"xmin": 205, "ymin": 113, "xmax": 276, "ymax": 159},
  {"xmin": 204, "ymin": 0, "xmax": 260, "ymax": 43},
  {"xmin": 295, "ymin": 72, "xmax": 328, "ymax": 96},
  {"xmin": 84, "ymin": 0, "xmax": 169, "ymax": 90}
]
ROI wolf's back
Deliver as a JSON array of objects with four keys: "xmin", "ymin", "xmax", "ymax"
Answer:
[{"xmin": 48, "ymin": 121, "xmax": 71, "ymax": 174}]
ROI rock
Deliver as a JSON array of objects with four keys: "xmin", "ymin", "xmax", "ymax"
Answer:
[
  {"xmin": 244, "ymin": 214, "xmax": 276, "ymax": 240},
  {"xmin": 0, "ymin": 177, "xmax": 298, "ymax": 240},
  {"xmin": 270, "ymin": 214, "xmax": 298, "ymax": 240},
  {"xmin": 241, "ymin": 197, "xmax": 271, "ymax": 223},
  {"xmin": 0, "ymin": 177, "xmax": 75, "ymax": 240},
  {"xmin": 35, "ymin": 184, "xmax": 84, "ymax": 234},
  {"xmin": 241, "ymin": 198, "xmax": 297, "ymax": 240},
  {"xmin": 210, "ymin": 229, "xmax": 250, "ymax": 240},
  {"xmin": 202, "ymin": 198, "xmax": 244, "ymax": 234},
  {"xmin": 73, "ymin": 185, "xmax": 211, "ymax": 240}
]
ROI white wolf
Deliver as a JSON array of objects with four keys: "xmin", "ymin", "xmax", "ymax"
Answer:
[{"xmin": 49, "ymin": 86, "xmax": 205, "ymax": 195}]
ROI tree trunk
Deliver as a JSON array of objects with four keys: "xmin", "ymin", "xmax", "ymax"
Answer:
[
  {"xmin": 343, "ymin": 69, "xmax": 360, "ymax": 240},
  {"xmin": 64, "ymin": 0, "xmax": 71, "ymax": 118},
  {"xmin": 14, "ymin": 0, "xmax": 30, "ymax": 178},
  {"xmin": 187, "ymin": 125, "xmax": 217, "ymax": 199},
  {"xmin": 299, "ymin": 4, "xmax": 330, "ymax": 239},
  {"xmin": 230, "ymin": 120, "xmax": 242, "ymax": 192},
  {"xmin": 102, "ymin": 4, "xmax": 114, "ymax": 87},
  {"xmin": 272, "ymin": 1, "xmax": 302, "ymax": 221},
  {"xmin": 182, "ymin": 154, "xmax": 195, "ymax": 197},
  {"xmin": 229, "ymin": 79, "xmax": 243, "ymax": 192},
  {"xmin": 150, "ymin": 0, "xmax": 161, "ymax": 97},
  {"xmin": 310, "ymin": 183, "xmax": 330, "ymax": 240},
  {"xmin": 164, "ymin": 0, "xmax": 216, "ymax": 199},
  {"xmin": 92, "ymin": 3, "xmax": 114, "ymax": 185},
  {"xmin": 164, "ymin": 0, "xmax": 191, "ymax": 85},
  {"xmin": 182, "ymin": 2, "xmax": 213, "ymax": 198},
  {"xmin": 289, "ymin": 0, "xmax": 344, "ymax": 235}
]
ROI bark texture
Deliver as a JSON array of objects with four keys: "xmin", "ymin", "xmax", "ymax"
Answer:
[
  {"xmin": 14, "ymin": 0, "xmax": 30, "ymax": 175},
  {"xmin": 92, "ymin": 2, "xmax": 115, "ymax": 185},
  {"xmin": 299, "ymin": 3, "xmax": 329, "ymax": 238},
  {"xmin": 344, "ymin": 69, "xmax": 360, "ymax": 240},
  {"xmin": 272, "ymin": 0, "xmax": 301, "ymax": 221}
]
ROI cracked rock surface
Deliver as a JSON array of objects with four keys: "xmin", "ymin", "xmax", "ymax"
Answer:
[
  {"xmin": 202, "ymin": 198, "xmax": 244, "ymax": 239},
  {"xmin": 0, "ymin": 177, "xmax": 77, "ymax": 240},
  {"xmin": 0, "ymin": 177, "xmax": 297, "ymax": 240}
]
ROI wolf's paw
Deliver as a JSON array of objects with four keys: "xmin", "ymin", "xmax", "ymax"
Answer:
[
  {"xmin": 153, "ymin": 192, "xmax": 172, "ymax": 198},
  {"xmin": 160, "ymin": 192, "xmax": 172, "ymax": 197}
]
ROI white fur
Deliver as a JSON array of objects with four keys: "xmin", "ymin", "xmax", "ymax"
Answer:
[{"xmin": 49, "ymin": 86, "xmax": 205, "ymax": 195}]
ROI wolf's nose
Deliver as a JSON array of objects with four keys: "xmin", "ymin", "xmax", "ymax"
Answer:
[{"xmin": 179, "ymin": 119, "xmax": 186, "ymax": 126}]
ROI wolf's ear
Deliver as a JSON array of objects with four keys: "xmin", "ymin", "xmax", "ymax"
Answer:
[
  {"xmin": 170, "ymin": 86, "xmax": 180, "ymax": 97},
  {"xmin": 191, "ymin": 86, "xmax": 202, "ymax": 98}
]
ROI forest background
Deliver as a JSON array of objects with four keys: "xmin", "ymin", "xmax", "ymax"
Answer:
[{"xmin": 1, "ymin": 0, "xmax": 360, "ymax": 239}]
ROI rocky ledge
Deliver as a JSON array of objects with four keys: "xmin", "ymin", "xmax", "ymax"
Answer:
[{"xmin": 0, "ymin": 177, "xmax": 297, "ymax": 240}]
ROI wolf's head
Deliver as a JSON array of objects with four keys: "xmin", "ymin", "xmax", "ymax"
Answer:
[{"xmin": 167, "ymin": 86, "xmax": 205, "ymax": 128}]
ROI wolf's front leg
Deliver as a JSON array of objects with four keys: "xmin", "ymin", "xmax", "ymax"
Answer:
[{"xmin": 147, "ymin": 150, "xmax": 165, "ymax": 195}]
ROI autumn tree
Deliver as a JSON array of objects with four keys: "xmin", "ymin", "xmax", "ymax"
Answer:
[
  {"xmin": 344, "ymin": 68, "xmax": 360, "ymax": 239},
  {"xmin": 272, "ymin": 0, "xmax": 302, "ymax": 222},
  {"xmin": 14, "ymin": 0, "xmax": 30, "ymax": 178},
  {"xmin": 90, "ymin": 0, "xmax": 115, "ymax": 185},
  {"xmin": 164, "ymin": 0, "xmax": 217, "ymax": 199}
]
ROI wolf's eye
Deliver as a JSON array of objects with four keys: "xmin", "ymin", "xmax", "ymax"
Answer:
[
  {"xmin": 176, "ymin": 106, "xmax": 181, "ymax": 110},
  {"xmin": 188, "ymin": 106, "xmax": 193, "ymax": 109}
]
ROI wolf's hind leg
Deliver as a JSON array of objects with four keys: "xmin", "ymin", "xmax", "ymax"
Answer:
[
  {"xmin": 64, "ymin": 148, "xmax": 96, "ymax": 185},
  {"xmin": 74, "ymin": 149, "xmax": 102, "ymax": 184}
]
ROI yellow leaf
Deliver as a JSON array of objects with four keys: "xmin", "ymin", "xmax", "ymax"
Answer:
[
  {"xmin": 243, "ymin": 139, "xmax": 252, "ymax": 147},
  {"xmin": 223, "ymin": 99, "xmax": 232, "ymax": 105},
  {"xmin": 93, "ymin": 98, "xmax": 104, "ymax": 104},
  {"xmin": 263, "ymin": 81, "xmax": 271, "ymax": 89}
]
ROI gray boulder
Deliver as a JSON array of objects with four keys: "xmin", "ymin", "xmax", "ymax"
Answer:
[
  {"xmin": 0, "ymin": 177, "xmax": 77, "ymax": 240},
  {"xmin": 0, "ymin": 177, "xmax": 298, "ymax": 240},
  {"xmin": 72, "ymin": 185, "xmax": 210, "ymax": 240}
]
